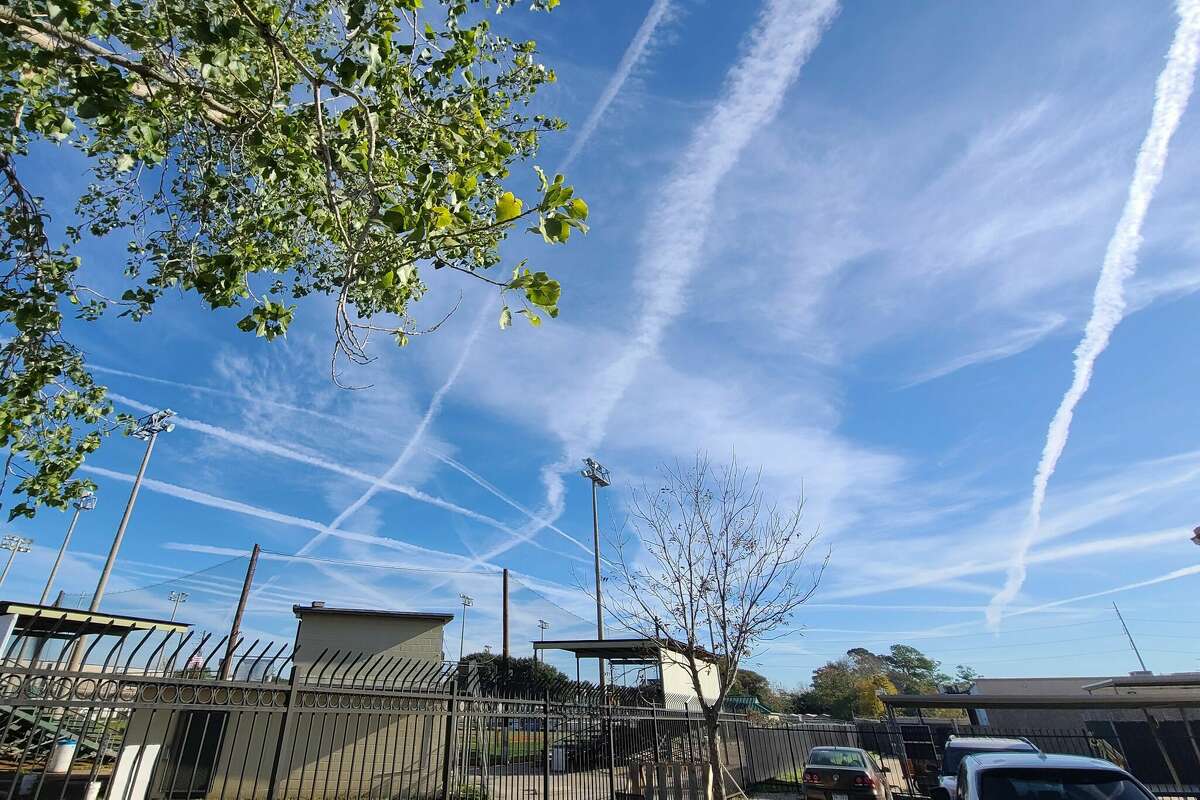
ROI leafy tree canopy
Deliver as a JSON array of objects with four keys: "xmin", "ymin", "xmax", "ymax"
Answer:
[
  {"xmin": 790, "ymin": 643, "xmax": 974, "ymax": 720},
  {"xmin": 0, "ymin": 0, "xmax": 586, "ymax": 518}
]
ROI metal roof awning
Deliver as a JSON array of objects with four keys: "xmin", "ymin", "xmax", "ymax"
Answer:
[
  {"xmin": 1081, "ymin": 673, "xmax": 1200, "ymax": 692},
  {"xmin": 881, "ymin": 692, "xmax": 1200, "ymax": 710},
  {"xmin": 533, "ymin": 639, "xmax": 665, "ymax": 661},
  {"xmin": 532, "ymin": 638, "xmax": 718, "ymax": 663},
  {"xmin": 0, "ymin": 602, "xmax": 190, "ymax": 636}
]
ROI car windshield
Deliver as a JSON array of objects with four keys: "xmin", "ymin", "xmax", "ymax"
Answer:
[
  {"xmin": 809, "ymin": 749, "xmax": 866, "ymax": 768},
  {"xmin": 979, "ymin": 769, "xmax": 1151, "ymax": 800},
  {"xmin": 942, "ymin": 745, "xmax": 1034, "ymax": 776}
]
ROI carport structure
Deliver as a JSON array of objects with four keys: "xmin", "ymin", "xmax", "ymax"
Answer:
[{"xmin": 881, "ymin": 691, "xmax": 1200, "ymax": 794}]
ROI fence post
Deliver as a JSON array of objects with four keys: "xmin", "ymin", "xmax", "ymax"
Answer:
[
  {"xmin": 543, "ymin": 692, "xmax": 552, "ymax": 800},
  {"xmin": 440, "ymin": 675, "xmax": 460, "ymax": 800},
  {"xmin": 652, "ymin": 706, "xmax": 663, "ymax": 763},
  {"xmin": 265, "ymin": 664, "xmax": 299, "ymax": 800},
  {"xmin": 607, "ymin": 709, "xmax": 617, "ymax": 800}
]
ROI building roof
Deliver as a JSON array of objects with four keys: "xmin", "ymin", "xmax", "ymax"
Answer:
[
  {"xmin": 0, "ymin": 601, "xmax": 189, "ymax": 635},
  {"xmin": 1081, "ymin": 672, "xmax": 1200, "ymax": 692},
  {"xmin": 881, "ymin": 692, "xmax": 1200, "ymax": 710},
  {"xmin": 531, "ymin": 638, "xmax": 718, "ymax": 662},
  {"xmin": 971, "ymin": 676, "xmax": 1115, "ymax": 696},
  {"xmin": 292, "ymin": 605, "xmax": 454, "ymax": 622}
]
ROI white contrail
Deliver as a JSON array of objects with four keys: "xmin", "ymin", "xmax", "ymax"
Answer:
[
  {"xmin": 540, "ymin": 0, "xmax": 842, "ymax": 539},
  {"xmin": 294, "ymin": 301, "xmax": 490, "ymax": 558},
  {"xmin": 98, "ymin": 364, "xmax": 589, "ymax": 546},
  {"xmin": 91, "ymin": 365, "xmax": 349, "ymax": 426},
  {"xmin": 106, "ymin": 391, "xmax": 516, "ymax": 534},
  {"xmin": 987, "ymin": 0, "xmax": 1200, "ymax": 628},
  {"xmin": 1004, "ymin": 564, "xmax": 1200, "ymax": 620},
  {"xmin": 80, "ymin": 464, "xmax": 500, "ymax": 571},
  {"xmin": 557, "ymin": 0, "xmax": 673, "ymax": 172}
]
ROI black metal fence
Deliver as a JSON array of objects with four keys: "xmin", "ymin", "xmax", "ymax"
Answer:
[{"xmin": 2, "ymin": 624, "xmax": 1199, "ymax": 800}]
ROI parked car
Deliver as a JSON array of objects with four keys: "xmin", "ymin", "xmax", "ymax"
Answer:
[
  {"xmin": 933, "ymin": 737, "xmax": 1040, "ymax": 800},
  {"xmin": 955, "ymin": 752, "xmax": 1155, "ymax": 800},
  {"xmin": 803, "ymin": 745, "xmax": 893, "ymax": 800}
]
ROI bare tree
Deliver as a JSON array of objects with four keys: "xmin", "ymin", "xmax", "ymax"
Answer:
[{"xmin": 605, "ymin": 455, "xmax": 827, "ymax": 800}]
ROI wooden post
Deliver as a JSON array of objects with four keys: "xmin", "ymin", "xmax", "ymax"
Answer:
[{"xmin": 222, "ymin": 543, "xmax": 260, "ymax": 680}]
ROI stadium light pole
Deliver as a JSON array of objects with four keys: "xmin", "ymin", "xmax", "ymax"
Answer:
[
  {"xmin": 40, "ymin": 492, "xmax": 96, "ymax": 605},
  {"xmin": 90, "ymin": 409, "xmax": 174, "ymax": 612},
  {"xmin": 0, "ymin": 535, "xmax": 33, "ymax": 591},
  {"xmin": 537, "ymin": 619, "xmax": 550, "ymax": 662},
  {"xmin": 580, "ymin": 457, "xmax": 610, "ymax": 693},
  {"xmin": 458, "ymin": 593, "xmax": 473, "ymax": 662}
]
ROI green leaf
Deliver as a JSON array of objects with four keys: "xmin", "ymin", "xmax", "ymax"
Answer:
[
  {"xmin": 568, "ymin": 198, "xmax": 588, "ymax": 220},
  {"xmin": 432, "ymin": 206, "xmax": 453, "ymax": 228},
  {"xmin": 499, "ymin": 306, "xmax": 512, "ymax": 330},
  {"xmin": 497, "ymin": 191, "xmax": 522, "ymax": 222},
  {"xmin": 115, "ymin": 154, "xmax": 135, "ymax": 172}
]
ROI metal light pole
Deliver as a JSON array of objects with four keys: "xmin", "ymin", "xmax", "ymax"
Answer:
[
  {"xmin": 159, "ymin": 590, "xmax": 188, "ymax": 673},
  {"xmin": 581, "ymin": 457, "xmax": 610, "ymax": 692},
  {"xmin": 90, "ymin": 409, "xmax": 174, "ymax": 612},
  {"xmin": 169, "ymin": 590, "xmax": 188, "ymax": 621},
  {"xmin": 40, "ymin": 493, "xmax": 97, "ymax": 605},
  {"xmin": 458, "ymin": 593, "xmax": 473, "ymax": 662},
  {"xmin": 537, "ymin": 619, "xmax": 550, "ymax": 662},
  {"xmin": 0, "ymin": 536, "xmax": 33, "ymax": 591}
]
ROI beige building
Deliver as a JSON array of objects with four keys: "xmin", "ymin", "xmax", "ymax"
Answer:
[
  {"xmin": 291, "ymin": 604, "xmax": 453, "ymax": 679},
  {"xmin": 109, "ymin": 606, "xmax": 456, "ymax": 800}
]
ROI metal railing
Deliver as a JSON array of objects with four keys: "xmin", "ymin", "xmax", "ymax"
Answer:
[{"xmin": 2, "ymin": 621, "xmax": 1197, "ymax": 800}]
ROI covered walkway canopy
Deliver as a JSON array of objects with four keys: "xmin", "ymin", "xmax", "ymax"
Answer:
[{"xmin": 880, "ymin": 692, "xmax": 1200, "ymax": 710}]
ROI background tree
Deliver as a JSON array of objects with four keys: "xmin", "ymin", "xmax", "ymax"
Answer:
[
  {"xmin": 605, "ymin": 455, "xmax": 826, "ymax": 800},
  {"xmin": 0, "ymin": 0, "xmax": 587, "ymax": 518},
  {"xmin": 798, "ymin": 644, "xmax": 971, "ymax": 720}
]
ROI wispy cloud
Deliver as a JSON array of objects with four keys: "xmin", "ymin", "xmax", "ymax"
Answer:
[
  {"xmin": 106, "ymin": 391, "xmax": 517, "ymax": 535},
  {"xmin": 295, "ymin": 301, "xmax": 489, "ymax": 559},
  {"xmin": 557, "ymin": 0, "xmax": 673, "ymax": 172},
  {"xmin": 96, "ymin": 364, "xmax": 590, "ymax": 555},
  {"xmin": 902, "ymin": 313, "xmax": 1067, "ymax": 387},
  {"xmin": 540, "ymin": 0, "xmax": 842, "ymax": 529},
  {"xmin": 988, "ymin": 0, "xmax": 1200, "ymax": 627},
  {"xmin": 80, "ymin": 464, "xmax": 500, "ymax": 572}
]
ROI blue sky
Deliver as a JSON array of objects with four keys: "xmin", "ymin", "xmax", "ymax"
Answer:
[{"xmin": 7, "ymin": 0, "xmax": 1200, "ymax": 687}]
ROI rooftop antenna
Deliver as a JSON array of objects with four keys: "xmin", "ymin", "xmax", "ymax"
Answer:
[{"xmin": 1113, "ymin": 602, "xmax": 1148, "ymax": 673}]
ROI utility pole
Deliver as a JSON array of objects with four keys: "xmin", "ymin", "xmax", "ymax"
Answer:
[
  {"xmin": 1114, "ymin": 602, "xmax": 1148, "ymax": 672},
  {"xmin": 458, "ymin": 593, "xmax": 473, "ymax": 662},
  {"xmin": 581, "ymin": 457, "xmax": 610, "ymax": 693},
  {"xmin": 502, "ymin": 568, "xmax": 510, "ymax": 661},
  {"xmin": 90, "ymin": 409, "xmax": 175, "ymax": 612},
  {"xmin": 40, "ymin": 492, "xmax": 96, "ymax": 605},
  {"xmin": 222, "ymin": 544, "xmax": 260, "ymax": 680},
  {"xmin": 0, "ymin": 536, "xmax": 33, "ymax": 591}
]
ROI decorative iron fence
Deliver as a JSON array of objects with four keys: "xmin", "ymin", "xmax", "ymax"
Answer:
[{"xmin": 1, "ymin": 623, "xmax": 1198, "ymax": 800}]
